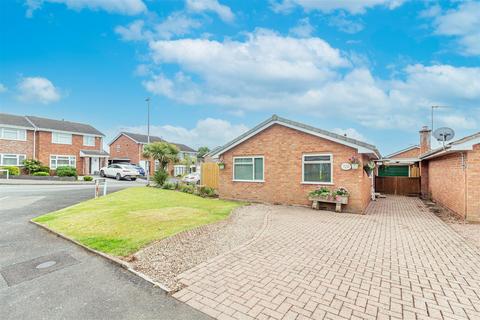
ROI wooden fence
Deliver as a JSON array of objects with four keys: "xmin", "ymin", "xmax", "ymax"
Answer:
[
  {"xmin": 375, "ymin": 176, "xmax": 421, "ymax": 196},
  {"xmin": 201, "ymin": 162, "xmax": 219, "ymax": 189}
]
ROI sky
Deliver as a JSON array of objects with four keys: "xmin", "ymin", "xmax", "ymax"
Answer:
[{"xmin": 0, "ymin": 0, "xmax": 479, "ymax": 155}]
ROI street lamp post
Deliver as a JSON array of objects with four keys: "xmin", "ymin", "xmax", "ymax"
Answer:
[{"xmin": 146, "ymin": 97, "xmax": 151, "ymax": 186}]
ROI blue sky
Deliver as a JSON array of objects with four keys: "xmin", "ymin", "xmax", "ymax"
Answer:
[{"xmin": 0, "ymin": 0, "xmax": 479, "ymax": 155}]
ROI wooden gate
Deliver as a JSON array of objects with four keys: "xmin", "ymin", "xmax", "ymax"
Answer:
[
  {"xmin": 375, "ymin": 176, "xmax": 420, "ymax": 196},
  {"xmin": 201, "ymin": 162, "xmax": 219, "ymax": 189}
]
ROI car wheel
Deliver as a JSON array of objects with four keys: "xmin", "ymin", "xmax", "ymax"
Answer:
[
  {"xmin": 131, "ymin": 178, "xmax": 137, "ymax": 181},
  {"xmin": 116, "ymin": 173, "xmax": 121, "ymax": 181},
  {"xmin": 100, "ymin": 170, "xmax": 105, "ymax": 177}
]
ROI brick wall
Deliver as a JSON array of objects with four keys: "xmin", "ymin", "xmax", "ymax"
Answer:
[
  {"xmin": 391, "ymin": 147, "xmax": 420, "ymax": 159},
  {"xmin": 36, "ymin": 131, "xmax": 102, "ymax": 175},
  {"xmin": 0, "ymin": 130, "xmax": 35, "ymax": 158},
  {"xmin": 428, "ymin": 152, "xmax": 466, "ymax": 218},
  {"xmin": 109, "ymin": 135, "xmax": 142, "ymax": 164},
  {"xmin": 466, "ymin": 144, "xmax": 480, "ymax": 222},
  {"xmin": 218, "ymin": 124, "xmax": 373, "ymax": 213}
]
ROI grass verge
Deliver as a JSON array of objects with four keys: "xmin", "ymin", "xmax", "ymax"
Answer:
[{"xmin": 33, "ymin": 187, "xmax": 243, "ymax": 256}]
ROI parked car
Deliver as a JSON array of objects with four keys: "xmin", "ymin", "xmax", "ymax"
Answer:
[
  {"xmin": 100, "ymin": 164, "xmax": 139, "ymax": 181},
  {"xmin": 182, "ymin": 172, "xmax": 200, "ymax": 185},
  {"xmin": 117, "ymin": 162, "xmax": 145, "ymax": 176}
]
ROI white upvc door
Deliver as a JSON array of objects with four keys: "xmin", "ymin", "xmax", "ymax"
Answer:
[{"xmin": 91, "ymin": 157, "xmax": 100, "ymax": 174}]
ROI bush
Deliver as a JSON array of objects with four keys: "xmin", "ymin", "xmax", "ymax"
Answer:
[
  {"xmin": 38, "ymin": 165, "xmax": 50, "ymax": 173},
  {"xmin": 161, "ymin": 181, "xmax": 176, "ymax": 190},
  {"xmin": 153, "ymin": 169, "xmax": 169, "ymax": 187},
  {"xmin": 179, "ymin": 183, "xmax": 195, "ymax": 194},
  {"xmin": 56, "ymin": 166, "xmax": 77, "ymax": 177},
  {"xmin": 0, "ymin": 166, "xmax": 20, "ymax": 176},
  {"xmin": 22, "ymin": 159, "xmax": 42, "ymax": 174},
  {"xmin": 197, "ymin": 185, "xmax": 216, "ymax": 198},
  {"xmin": 32, "ymin": 172, "xmax": 49, "ymax": 176},
  {"xmin": 83, "ymin": 176, "xmax": 93, "ymax": 181}
]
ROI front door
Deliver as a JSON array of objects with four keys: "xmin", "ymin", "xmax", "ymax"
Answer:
[{"xmin": 91, "ymin": 157, "xmax": 100, "ymax": 175}]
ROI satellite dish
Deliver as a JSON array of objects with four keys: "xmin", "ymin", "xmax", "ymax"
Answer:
[{"xmin": 433, "ymin": 127, "xmax": 455, "ymax": 146}]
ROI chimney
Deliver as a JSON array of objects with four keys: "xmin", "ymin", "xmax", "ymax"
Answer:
[{"xmin": 419, "ymin": 126, "xmax": 431, "ymax": 154}]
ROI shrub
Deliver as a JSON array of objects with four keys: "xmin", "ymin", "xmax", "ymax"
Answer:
[
  {"xmin": 161, "ymin": 181, "xmax": 176, "ymax": 190},
  {"xmin": 0, "ymin": 166, "xmax": 20, "ymax": 176},
  {"xmin": 309, "ymin": 187, "xmax": 331, "ymax": 198},
  {"xmin": 56, "ymin": 166, "xmax": 77, "ymax": 177},
  {"xmin": 153, "ymin": 169, "xmax": 169, "ymax": 187},
  {"xmin": 197, "ymin": 185, "xmax": 216, "ymax": 198},
  {"xmin": 32, "ymin": 172, "xmax": 49, "ymax": 176},
  {"xmin": 38, "ymin": 165, "xmax": 50, "ymax": 173},
  {"xmin": 83, "ymin": 176, "xmax": 93, "ymax": 181},
  {"xmin": 22, "ymin": 159, "xmax": 42, "ymax": 174},
  {"xmin": 179, "ymin": 183, "xmax": 195, "ymax": 194}
]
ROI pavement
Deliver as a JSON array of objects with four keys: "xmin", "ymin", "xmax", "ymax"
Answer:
[
  {"xmin": 174, "ymin": 196, "xmax": 480, "ymax": 320},
  {"xmin": 0, "ymin": 182, "xmax": 210, "ymax": 320}
]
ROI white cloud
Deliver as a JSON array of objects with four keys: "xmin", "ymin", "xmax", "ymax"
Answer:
[
  {"xmin": 328, "ymin": 12, "xmax": 364, "ymax": 33},
  {"xmin": 331, "ymin": 128, "xmax": 368, "ymax": 142},
  {"xmin": 17, "ymin": 77, "xmax": 61, "ymax": 104},
  {"xmin": 115, "ymin": 13, "xmax": 200, "ymax": 42},
  {"xmin": 289, "ymin": 18, "xmax": 314, "ymax": 37},
  {"xmin": 430, "ymin": 2, "xmax": 480, "ymax": 56},
  {"xmin": 26, "ymin": 0, "xmax": 147, "ymax": 17},
  {"xmin": 186, "ymin": 0, "xmax": 234, "ymax": 22},
  {"xmin": 0, "ymin": 83, "xmax": 7, "ymax": 93},
  {"xmin": 271, "ymin": 0, "xmax": 405, "ymax": 15},
  {"xmin": 140, "ymin": 30, "xmax": 479, "ymax": 131},
  {"xmin": 437, "ymin": 114, "xmax": 477, "ymax": 130},
  {"xmin": 119, "ymin": 118, "xmax": 248, "ymax": 149}
]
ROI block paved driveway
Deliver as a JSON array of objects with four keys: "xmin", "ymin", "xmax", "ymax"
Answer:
[{"xmin": 174, "ymin": 196, "xmax": 480, "ymax": 320}]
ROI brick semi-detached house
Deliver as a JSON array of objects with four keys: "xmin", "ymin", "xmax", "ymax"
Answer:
[
  {"xmin": 210, "ymin": 115, "xmax": 381, "ymax": 213},
  {"xmin": 109, "ymin": 132, "xmax": 197, "ymax": 176},
  {"xmin": 0, "ymin": 113, "xmax": 108, "ymax": 175}
]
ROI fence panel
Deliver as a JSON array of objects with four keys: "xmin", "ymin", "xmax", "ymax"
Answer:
[
  {"xmin": 201, "ymin": 162, "xmax": 219, "ymax": 189},
  {"xmin": 375, "ymin": 176, "xmax": 420, "ymax": 196}
]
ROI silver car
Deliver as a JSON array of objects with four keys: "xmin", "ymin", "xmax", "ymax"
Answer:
[{"xmin": 100, "ymin": 164, "xmax": 139, "ymax": 181}]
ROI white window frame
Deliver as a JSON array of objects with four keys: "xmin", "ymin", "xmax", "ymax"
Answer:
[
  {"xmin": 0, "ymin": 154, "xmax": 26, "ymax": 166},
  {"xmin": 0, "ymin": 127, "xmax": 27, "ymax": 141},
  {"xmin": 232, "ymin": 156, "xmax": 264, "ymax": 183},
  {"xmin": 83, "ymin": 135, "xmax": 96, "ymax": 146},
  {"xmin": 50, "ymin": 155, "xmax": 76, "ymax": 169},
  {"xmin": 52, "ymin": 132, "xmax": 72, "ymax": 145},
  {"xmin": 301, "ymin": 153, "xmax": 334, "ymax": 185}
]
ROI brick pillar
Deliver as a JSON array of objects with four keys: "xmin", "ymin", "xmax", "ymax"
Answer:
[{"xmin": 420, "ymin": 160, "xmax": 429, "ymax": 199}]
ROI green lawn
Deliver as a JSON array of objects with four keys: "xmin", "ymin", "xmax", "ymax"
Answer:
[{"xmin": 33, "ymin": 187, "xmax": 243, "ymax": 256}]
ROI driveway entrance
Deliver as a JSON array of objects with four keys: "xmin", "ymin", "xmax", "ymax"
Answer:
[{"xmin": 174, "ymin": 196, "xmax": 480, "ymax": 319}]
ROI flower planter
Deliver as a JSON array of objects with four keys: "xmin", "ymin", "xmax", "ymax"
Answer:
[
  {"xmin": 351, "ymin": 163, "xmax": 359, "ymax": 170},
  {"xmin": 218, "ymin": 163, "xmax": 225, "ymax": 170},
  {"xmin": 309, "ymin": 194, "xmax": 349, "ymax": 212}
]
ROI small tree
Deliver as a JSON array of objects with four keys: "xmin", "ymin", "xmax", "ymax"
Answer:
[
  {"xmin": 197, "ymin": 146, "xmax": 210, "ymax": 158},
  {"xmin": 143, "ymin": 141, "xmax": 179, "ymax": 170}
]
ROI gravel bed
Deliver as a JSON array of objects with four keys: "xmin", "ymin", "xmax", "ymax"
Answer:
[
  {"xmin": 131, "ymin": 204, "xmax": 269, "ymax": 292},
  {"xmin": 424, "ymin": 199, "xmax": 480, "ymax": 249}
]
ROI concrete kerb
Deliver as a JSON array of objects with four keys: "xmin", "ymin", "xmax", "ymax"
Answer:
[
  {"xmin": 29, "ymin": 220, "xmax": 172, "ymax": 293},
  {"xmin": 0, "ymin": 180, "xmax": 95, "ymax": 186}
]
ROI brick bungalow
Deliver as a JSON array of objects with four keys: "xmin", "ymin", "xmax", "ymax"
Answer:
[
  {"xmin": 210, "ymin": 115, "xmax": 381, "ymax": 213},
  {"xmin": 379, "ymin": 145, "xmax": 421, "ymax": 177},
  {"xmin": 0, "ymin": 113, "xmax": 108, "ymax": 175},
  {"xmin": 108, "ymin": 132, "xmax": 197, "ymax": 176},
  {"xmin": 420, "ymin": 131, "xmax": 480, "ymax": 222}
]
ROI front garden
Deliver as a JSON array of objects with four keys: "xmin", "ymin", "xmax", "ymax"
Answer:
[
  {"xmin": 32, "ymin": 187, "xmax": 244, "ymax": 256},
  {"xmin": 0, "ymin": 158, "xmax": 87, "ymax": 181}
]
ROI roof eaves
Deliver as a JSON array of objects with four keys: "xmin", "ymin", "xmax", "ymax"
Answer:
[{"xmin": 385, "ymin": 145, "xmax": 419, "ymax": 158}]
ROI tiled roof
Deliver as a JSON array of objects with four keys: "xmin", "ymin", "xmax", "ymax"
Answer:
[
  {"xmin": 420, "ymin": 131, "xmax": 480, "ymax": 159},
  {"xmin": 0, "ymin": 113, "xmax": 35, "ymax": 128},
  {"xmin": 121, "ymin": 132, "xmax": 197, "ymax": 152}
]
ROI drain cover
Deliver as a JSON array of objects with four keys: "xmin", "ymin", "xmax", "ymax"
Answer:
[{"xmin": 36, "ymin": 261, "xmax": 57, "ymax": 269}]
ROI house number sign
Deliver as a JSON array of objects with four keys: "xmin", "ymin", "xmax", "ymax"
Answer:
[{"xmin": 341, "ymin": 163, "xmax": 352, "ymax": 171}]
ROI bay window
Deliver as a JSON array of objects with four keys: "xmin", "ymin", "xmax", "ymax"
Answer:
[
  {"xmin": 233, "ymin": 156, "xmax": 264, "ymax": 182},
  {"xmin": 302, "ymin": 154, "xmax": 333, "ymax": 184}
]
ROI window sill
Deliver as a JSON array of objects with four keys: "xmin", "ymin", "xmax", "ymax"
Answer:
[
  {"xmin": 301, "ymin": 182, "xmax": 334, "ymax": 185},
  {"xmin": 233, "ymin": 179, "xmax": 265, "ymax": 183},
  {"xmin": 0, "ymin": 137, "xmax": 27, "ymax": 141}
]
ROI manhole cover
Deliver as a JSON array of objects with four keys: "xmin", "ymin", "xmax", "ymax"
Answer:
[{"xmin": 36, "ymin": 261, "xmax": 57, "ymax": 269}]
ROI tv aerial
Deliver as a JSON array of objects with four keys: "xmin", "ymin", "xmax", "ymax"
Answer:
[{"xmin": 433, "ymin": 127, "xmax": 455, "ymax": 149}]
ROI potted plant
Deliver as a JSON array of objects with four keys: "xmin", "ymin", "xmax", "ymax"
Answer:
[
  {"xmin": 349, "ymin": 156, "xmax": 360, "ymax": 170},
  {"xmin": 218, "ymin": 162, "xmax": 225, "ymax": 170},
  {"xmin": 333, "ymin": 187, "xmax": 349, "ymax": 204},
  {"xmin": 308, "ymin": 187, "xmax": 332, "ymax": 201},
  {"xmin": 363, "ymin": 160, "xmax": 376, "ymax": 177}
]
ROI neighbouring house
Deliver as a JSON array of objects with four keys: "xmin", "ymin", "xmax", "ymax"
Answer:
[
  {"xmin": 378, "ymin": 145, "xmax": 421, "ymax": 178},
  {"xmin": 0, "ymin": 113, "xmax": 108, "ymax": 175},
  {"xmin": 108, "ymin": 132, "xmax": 197, "ymax": 176},
  {"xmin": 210, "ymin": 115, "xmax": 381, "ymax": 213},
  {"xmin": 420, "ymin": 131, "xmax": 480, "ymax": 222}
]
